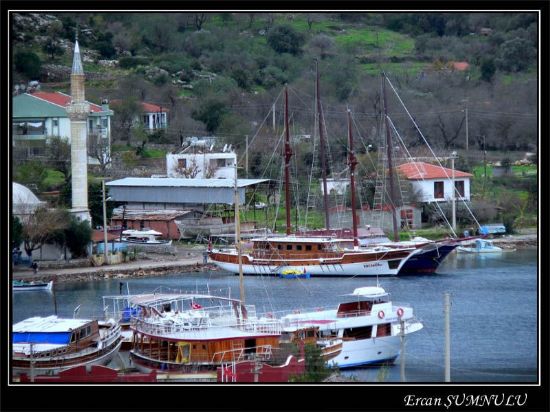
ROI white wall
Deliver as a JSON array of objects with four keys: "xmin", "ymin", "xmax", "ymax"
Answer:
[
  {"xmin": 166, "ymin": 152, "xmax": 236, "ymax": 179},
  {"xmin": 411, "ymin": 178, "xmax": 470, "ymax": 202}
]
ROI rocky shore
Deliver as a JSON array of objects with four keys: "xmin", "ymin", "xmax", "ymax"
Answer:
[{"xmin": 12, "ymin": 234, "xmax": 537, "ymax": 284}]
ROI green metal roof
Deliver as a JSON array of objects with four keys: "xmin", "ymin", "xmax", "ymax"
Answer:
[{"xmin": 12, "ymin": 94, "xmax": 67, "ymax": 118}]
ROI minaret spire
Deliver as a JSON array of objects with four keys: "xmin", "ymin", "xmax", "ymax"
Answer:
[
  {"xmin": 72, "ymin": 40, "xmax": 84, "ymax": 76},
  {"xmin": 67, "ymin": 35, "xmax": 91, "ymax": 223}
]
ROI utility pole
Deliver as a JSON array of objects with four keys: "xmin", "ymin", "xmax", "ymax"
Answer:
[
  {"xmin": 444, "ymin": 292, "xmax": 451, "ymax": 382},
  {"xmin": 465, "ymin": 107, "xmax": 469, "ymax": 151},
  {"xmin": 30, "ymin": 343, "xmax": 35, "ymax": 383},
  {"xmin": 245, "ymin": 135, "xmax": 249, "ymax": 178},
  {"xmin": 399, "ymin": 312, "xmax": 406, "ymax": 382},
  {"xmin": 102, "ymin": 179, "xmax": 109, "ymax": 265},
  {"xmin": 234, "ymin": 160, "xmax": 244, "ymax": 305}
]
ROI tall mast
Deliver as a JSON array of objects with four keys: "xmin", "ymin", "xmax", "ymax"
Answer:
[
  {"xmin": 382, "ymin": 73, "xmax": 400, "ymax": 242},
  {"xmin": 284, "ymin": 86, "xmax": 292, "ymax": 235},
  {"xmin": 347, "ymin": 109, "xmax": 359, "ymax": 248},
  {"xmin": 234, "ymin": 159, "xmax": 244, "ymax": 304},
  {"xmin": 316, "ymin": 60, "xmax": 330, "ymax": 229}
]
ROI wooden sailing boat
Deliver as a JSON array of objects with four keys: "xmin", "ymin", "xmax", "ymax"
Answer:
[
  {"xmin": 301, "ymin": 73, "xmax": 464, "ymax": 274},
  {"xmin": 208, "ymin": 85, "xmax": 417, "ymax": 276}
]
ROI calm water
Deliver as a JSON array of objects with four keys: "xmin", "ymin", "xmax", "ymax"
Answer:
[{"xmin": 11, "ymin": 249, "xmax": 538, "ymax": 383}]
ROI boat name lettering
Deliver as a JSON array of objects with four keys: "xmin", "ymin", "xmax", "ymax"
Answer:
[{"xmin": 363, "ymin": 263, "xmax": 383, "ymax": 268}]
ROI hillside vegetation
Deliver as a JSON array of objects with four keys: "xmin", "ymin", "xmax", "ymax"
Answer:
[{"xmin": 12, "ymin": 12, "xmax": 538, "ymax": 233}]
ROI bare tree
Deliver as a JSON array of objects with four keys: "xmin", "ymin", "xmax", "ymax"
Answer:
[
  {"xmin": 89, "ymin": 135, "xmax": 112, "ymax": 175},
  {"xmin": 45, "ymin": 136, "xmax": 71, "ymax": 177},
  {"xmin": 309, "ymin": 34, "xmax": 335, "ymax": 59},
  {"xmin": 20, "ymin": 207, "xmax": 70, "ymax": 261},
  {"xmin": 191, "ymin": 13, "xmax": 209, "ymax": 31},
  {"xmin": 111, "ymin": 97, "xmax": 141, "ymax": 145},
  {"xmin": 176, "ymin": 158, "xmax": 200, "ymax": 178}
]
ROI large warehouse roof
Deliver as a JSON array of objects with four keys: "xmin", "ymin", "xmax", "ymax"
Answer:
[
  {"xmin": 106, "ymin": 177, "xmax": 270, "ymax": 188},
  {"xmin": 106, "ymin": 178, "xmax": 271, "ymax": 205}
]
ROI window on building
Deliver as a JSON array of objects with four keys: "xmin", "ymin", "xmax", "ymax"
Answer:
[
  {"xmin": 89, "ymin": 119, "xmax": 94, "ymax": 131},
  {"xmin": 13, "ymin": 120, "xmax": 45, "ymax": 136},
  {"xmin": 455, "ymin": 181, "xmax": 465, "ymax": 198},
  {"xmin": 143, "ymin": 115, "xmax": 149, "ymax": 127},
  {"xmin": 177, "ymin": 159, "xmax": 187, "ymax": 169},
  {"xmin": 305, "ymin": 245, "xmax": 312, "ymax": 251},
  {"xmin": 53, "ymin": 119, "xmax": 59, "ymax": 127},
  {"xmin": 286, "ymin": 244, "xmax": 292, "ymax": 250},
  {"xmin": 210, "ymin": 158, "xmax": 226, "ymax": 168},
  {"xmin": 102, "ymin": 118, "xmax": 108, "ymax": 128},
  {"xmin": 434, "ymin": 181, "xmax": 444, "ymax": 199},
  {"xmin": 296, "ymin": 245, "xmax": 303, "ymax": 251}
]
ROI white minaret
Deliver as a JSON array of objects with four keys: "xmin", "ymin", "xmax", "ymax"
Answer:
[{"xmin": 66, "ymin": 39, "xmax": 91, "ymax": 223}]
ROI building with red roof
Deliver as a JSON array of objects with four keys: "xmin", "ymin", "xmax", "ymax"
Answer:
[
  {"xmin": 110, "ymin": 100, "xmax": 169, "ymax": 132},
  {"xmin": 12, "ymin": 91, "xmax": 113, "ymax": 161},
  {"xmin": 397, "ymin": 161, "xmax": 473, "ymax": 202}
]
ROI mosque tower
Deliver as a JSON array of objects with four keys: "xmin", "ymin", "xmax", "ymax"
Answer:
[{"xmin": 66, "ymin": 37, "xmax": 91, "ymax": 222}]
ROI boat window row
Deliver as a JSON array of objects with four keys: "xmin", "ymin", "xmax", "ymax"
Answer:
[
  {"xmin": 255, "ymin": 242, "xmax": 324, "ymax": 251},
  {"xmin": 71, "ymin": 325, "xmax": 93, "ymax": 342}
]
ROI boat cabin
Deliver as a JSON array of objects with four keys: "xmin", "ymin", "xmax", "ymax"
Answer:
[
  {"xmin": 12, "ymin": 317, "xmax": 100, "ymax": 356},
  {"xmin": 336, "ymin": 287, "xmax": 390, "ymax": 318}
]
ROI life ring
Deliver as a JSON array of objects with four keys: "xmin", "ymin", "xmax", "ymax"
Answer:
[
  {"xmin": 378, "ymin": 310, "xmax": 385, "ymax": 319},
  {"xmin": 397, "ymin": 308, "xmax": 404, "ymax": 317}
]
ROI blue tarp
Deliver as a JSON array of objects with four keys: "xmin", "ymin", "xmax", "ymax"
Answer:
[
  {"xmin": 480, "ymin": 224, "xmax": 506, "ymax": 235},
  {"xmin": 96, "ymin": 242, "xmax": 128, "ymax": 254},
  {"xmin": 13, "ymin": 332, "xmax": 72, "ymax": 344}
]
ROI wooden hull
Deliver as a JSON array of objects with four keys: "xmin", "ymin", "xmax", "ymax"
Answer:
[
  {"xmin": 209, "ymin": 248, "xmax": 413, "ymax": 276},
  {"xmin": 12, "ymin": 338, "xmax": 122, "ymax": 376}
]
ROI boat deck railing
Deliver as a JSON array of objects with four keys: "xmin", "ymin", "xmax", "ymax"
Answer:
[
  {"xmin": 213, "ymin": 345, "xmax": 273, "ymax": 364},
  {"xmin": 132, "ymin": 315, "xmax": 282, "ymax": 336}
]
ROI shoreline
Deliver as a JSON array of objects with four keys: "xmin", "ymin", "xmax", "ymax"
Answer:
[{"xmin": 12, "ymin": 234, "xmax": 537, "ymax": 284}]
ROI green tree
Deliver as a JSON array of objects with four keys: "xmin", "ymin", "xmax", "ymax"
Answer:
[
  {"xmin": 267, "ymin": 25, "xmax": 304, "ymax": 55},
  {"xmin": 12, "ymin": 216, "xmax": 23, "ymax": 248},
  {"xmin": 192, "ymin": 98, "xmax": 228, "ymax": 133},
  {"xmin": 64, "ymin": 217, "xmax": 92, "ymax": 258},
  {"xmin": 496, "ymin": 37, "xmax": 536, "ymax": 72},
  {"xmin": 290, "ymin": 344, "xmax": 335, "ymax": 382},
  {"xmin": 14, "ymin": 51, "xmax": 42, "ymax": 79},
  {"xmin": 480, "ymin": 58, "xmax": 496, "ymax": 82}
]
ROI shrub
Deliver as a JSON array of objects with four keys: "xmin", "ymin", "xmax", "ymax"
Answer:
[
  {"xmin": 14, "ymin": 51, "xmax": 42, "ymax": 79},
  {"xmin": 118, "ymin": 56, "xmax": 149, "ymax": 69},
  {"xmin": 267, "ymin": 25, "xmax": 304, "ymax": 55}
]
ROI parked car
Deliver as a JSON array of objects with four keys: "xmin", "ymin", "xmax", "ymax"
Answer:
[{"xmin": 254, "ymin": 202, "xmax": 267, "ymax": 209}]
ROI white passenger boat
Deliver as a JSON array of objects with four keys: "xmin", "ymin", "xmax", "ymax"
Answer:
[
  {"xmin": 457, "ymin": 238, "xmax": 504, "ymax": 253},
  {"xmin": 121, "ymin": 229, "xmax": 172, "ymax": 245},
  {"xmin": 280, "ymin": 286, "xmax": 423, "ymax": 368},
  {"xmin": 12, "ymin": 316, "xmax": 122, "ymax": 376}
]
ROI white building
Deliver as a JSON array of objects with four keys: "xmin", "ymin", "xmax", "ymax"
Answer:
[
  {"xmin": 397, "ymin": 161, "xmax": 473, "ymax": 203},
  {"xmin": 141, "ymin": 102, "xmax": 168, "ymax": 131},
  {"xmin": 166, "ymin": 142, "xmax": 236, "ymax": 179}
]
